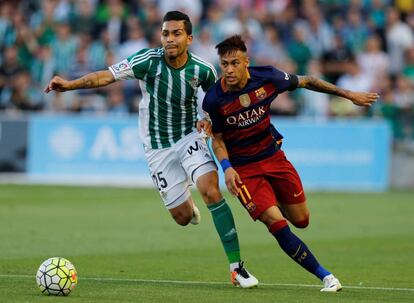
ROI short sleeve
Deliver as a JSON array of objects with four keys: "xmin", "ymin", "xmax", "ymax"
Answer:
[
  {"xmin": 201, "ymin": 66, "xmax": 218, "ymax": 92},
  {"xmin": 270, "ymin": 67, "xmax": 298, "ymax": 92},
  {"xmin": 127, "ymin": 48, "xmax": 155, "ymax": 79},
  {"xmin": 108, "ymin": 59, "xmax": 135, "ymax": 80},
  {"xmin": 109, "ymin": 48, "xmax": 155, "ymax": 81}
]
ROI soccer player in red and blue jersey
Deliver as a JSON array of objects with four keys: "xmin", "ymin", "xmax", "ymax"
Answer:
[{"xmin": 203, "ymin": 35, "xmax": 379, "ymax": 292}]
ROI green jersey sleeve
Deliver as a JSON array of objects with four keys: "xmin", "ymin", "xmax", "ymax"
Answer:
[
  {"xmin": 109, "ymin": 48, "xmax": 160, "ymax": 81},
  {"xmin": 126, "ymin": 48, "xmax": 154, "ymax": 80},
  {"xmin": 200, "ymin": 66, "xmax": 218, "ymax": 92}
]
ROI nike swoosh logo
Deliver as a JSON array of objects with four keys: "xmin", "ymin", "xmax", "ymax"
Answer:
[
  {"xmin": 291, "ymin": 244, "xmax": 301, "ymax": 258},
  {"xmin": 294, "ymin": 190, "xmax": 303, "ymax": 198}
]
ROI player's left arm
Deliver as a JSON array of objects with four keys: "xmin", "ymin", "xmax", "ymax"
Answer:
[
  {"xmin": 211, "ymin": 133, "xmax": 242, "ymax": 196},
  {"xmin": 197, "ymin": 66, "xmax": 218, "ymax": 132},
  {"xmin": 297, "ymin": 75, "xmax": 379, "ymax": 106}
]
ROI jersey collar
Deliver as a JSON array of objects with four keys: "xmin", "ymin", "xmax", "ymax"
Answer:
[{"xmin": 162, "ymin": 49, "xmax": 192, "ymax": 71}]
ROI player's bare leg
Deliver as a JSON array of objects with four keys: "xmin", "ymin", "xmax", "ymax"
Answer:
[
  {"xmin": 279, "ymin": 202, "xmax": 310, "ymax": 228},
  {"xmin": 195, "ymin": 170, "xmax": 222, "ymax": 206},
  {"xmin": 169, "ymin": 198, "xmax": 199, "ymax": 226}
]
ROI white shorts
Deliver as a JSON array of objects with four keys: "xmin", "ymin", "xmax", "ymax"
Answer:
[{"xmin": 145, "ymin": 131, "xmax": 217, "ymax": 209}]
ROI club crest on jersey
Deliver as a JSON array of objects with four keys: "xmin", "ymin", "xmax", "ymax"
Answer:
[
  {"xmin": 238, "ymin": 184, "xmax": 256, "ymax": 213},
  {"xmin": 255, "ymin": 87, "xmax": 267, "ymax": 100},
  {"xmin": 246, "ymin": 202, "xmax": 256, "ymax": 213},
  {"xmin": 189, "ymin": 77, "xmax": 199, "ymax": 89},
  {"xmin": 239, "ymin": 94, "xmax": 251, "ymax": 107}
]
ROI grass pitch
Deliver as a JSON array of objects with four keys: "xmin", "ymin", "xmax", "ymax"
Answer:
[{"xmin": 0, "ymin": 185, "xmax": 413, "ymax": 302}]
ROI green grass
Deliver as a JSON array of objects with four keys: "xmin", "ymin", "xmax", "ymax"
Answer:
[{"xmin": 0, "ymin": 185, "xmax": 413, "ymax": 302}]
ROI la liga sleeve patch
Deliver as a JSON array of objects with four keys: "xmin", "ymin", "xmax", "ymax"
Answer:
[{"xmin": 108, "ymin": 59, "xmax": 135, "ymax": 80}]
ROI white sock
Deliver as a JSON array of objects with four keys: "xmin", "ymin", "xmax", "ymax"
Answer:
[{"xmin": 230, "ymin": 262, "xmax": 240, "ymax": 272}]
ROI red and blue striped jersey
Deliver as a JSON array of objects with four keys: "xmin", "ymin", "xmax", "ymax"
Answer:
[{"xmin": 203, "ymin": 66, "xmax": 298, "ymax": 166}]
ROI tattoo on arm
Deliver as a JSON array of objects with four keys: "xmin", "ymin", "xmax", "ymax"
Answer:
[
  {"xmin": 212, "ymin": 135, "xmax": 230, "ymax": 161},
  {"xmin": 74, "ymin": 71, "xmax": 114, "ymax": 89},
  {"xmin": 298, "ymin": 76, "xmax": 350, "ymax": 98},
  {"xmin": 82, "ymin": 78, "xmax": 92, "ymax": 88},
  {"xmin": 214, "ymin": 144, "xmax": 226, "ymax": 158},
  {"xmin": 83, "ymin": 72, "xmax": 98, "ymax": 88}
]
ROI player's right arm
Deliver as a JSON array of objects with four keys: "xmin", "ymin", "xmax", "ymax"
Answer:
[
  {"xmin": 44, "ymin": 48, "xmax": 156, "ymax": 94},
  {"xmin": 202, "ymin": 86, "xmax": 241, "ymax": 194},
  {"xmin": 44, "ymin": 70, "xmax": 115, "ymax": 93},
  {"xmin": 211, "ymin": 132, "xmax": 242, "ymax": 196}
]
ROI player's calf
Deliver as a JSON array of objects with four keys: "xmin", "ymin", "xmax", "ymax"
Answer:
[
  {"xmin": 172, "ymin": 213, "xmax": 192, "ymax": 226},
  {"xmin": 170, "ymin": 202, "xmax": 195, "ymax": 226}
]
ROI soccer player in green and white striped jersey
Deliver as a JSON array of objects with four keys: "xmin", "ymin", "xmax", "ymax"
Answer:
[{"xmin": 44, "ymin": 11, "xmax": 258, "ymax": 288}]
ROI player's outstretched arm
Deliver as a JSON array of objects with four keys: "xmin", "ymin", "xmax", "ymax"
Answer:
[
  {"xmin": 44, "ymin": 70, "xmax": 115, "ymax": 93},
  {"xmin": 297, "ymin": 75, "xmax": 379, "ymax": 107}
]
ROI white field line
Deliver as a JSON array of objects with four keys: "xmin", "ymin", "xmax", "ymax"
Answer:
[{"xmin": 1, "ymin": 274, "xmax": 413, "ymax": 292}]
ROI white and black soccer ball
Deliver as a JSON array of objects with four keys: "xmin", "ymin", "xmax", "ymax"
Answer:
[{"xmin": 36, "ymin": 257, "xmax": 78, "ymax": 296}]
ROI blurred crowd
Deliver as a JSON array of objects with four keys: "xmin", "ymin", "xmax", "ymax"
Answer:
[{"xmin": 0, "ymin": 0, "xmax": 413, "ymax": 145}]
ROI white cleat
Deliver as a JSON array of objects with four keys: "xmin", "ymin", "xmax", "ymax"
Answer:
[
  {"xmin": 320, "ymin": 274, "xmax": 342, "ymax": 292},
  {"xmin": 190, "ymin": 204, "xmax": 201, "ymax": 225},
  {"xmin": 231, "ymin": 262, "xmax": 259, "ymax": 288}
]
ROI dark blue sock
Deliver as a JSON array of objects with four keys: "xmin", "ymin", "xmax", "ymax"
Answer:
[{"xmin": 272, "ymin": 224, "xmax": 331, "ymax": 281}]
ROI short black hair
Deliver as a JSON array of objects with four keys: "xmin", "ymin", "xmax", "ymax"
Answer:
[
  {"xmin": 163, "ymin": 11, "xmax": 192, "ymax": 35},
  {"xmin": 215, "ymin": 35, "xmax": 247, "ymax": 56}
]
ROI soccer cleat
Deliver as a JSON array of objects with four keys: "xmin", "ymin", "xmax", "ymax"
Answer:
[
  {"xmin": 231, "ymin": 262, "xmax": 259, "ymax": 288},
  {"xmin": 190, "ymin": 204, "xmax": 201, "ymax": 225},
  {"xmin": 320, "ymin": 274, "xmax": 342, "ymax": 292}
]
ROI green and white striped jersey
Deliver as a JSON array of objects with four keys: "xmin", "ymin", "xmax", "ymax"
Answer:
[{"xmin": 108, "ymin": 47, "xmax": 217, "ymax": 149}]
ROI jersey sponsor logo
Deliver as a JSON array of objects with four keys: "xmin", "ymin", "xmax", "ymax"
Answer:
[
  {"xmin": 187, "ymin": 141, "xmax": 199, "ymax": 155},
  {"xmin": 239, "ymin": 93, "xmax": 251, "ymax": 107},
  {"xmin": 226, "ymin": 106, "xmax": 266, "ymax": 127},
  {"xmin": 255, "ymin": 87, "xmax": 267, "ymax": 100}
]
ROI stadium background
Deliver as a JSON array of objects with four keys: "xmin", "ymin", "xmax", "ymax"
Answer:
[
  {"xmin": 0, "ymin": 1, "xmax": 414, "ymax": 302},
  {"xmin": 0, "ymin": 0, "xmax": 413, "ymax": 187}
]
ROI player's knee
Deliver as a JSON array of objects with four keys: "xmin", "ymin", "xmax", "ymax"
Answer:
[
  {"xmin": 172, "ymin": 212, "xmax": 192, "ymax": 226},
  {"xmin": 291, "ymin": 215, "xmax": 309, "ymax": 229},
  {"xmin": 200, "ymin": 186, "xmax": 222, "ymax": 204}
]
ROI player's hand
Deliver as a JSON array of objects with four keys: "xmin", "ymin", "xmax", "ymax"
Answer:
[
  {"xmin": 348, "ymin": 91, "xmax": 379, "ymax": 107},
  {"xmin": 225, "ymin": 167, "xmax": 242, "ymax": 196},
  {"xmin": 44, "ymin": 76, "xmax": 70, "ymax": 93},
  {"xmin": 196, "ymin": 118, "xmax": 213, "ymax": 137}
]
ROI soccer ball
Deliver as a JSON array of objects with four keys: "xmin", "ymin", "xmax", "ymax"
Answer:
[{"xmin": 36, "ymin": 257, "xmax": 78, "ymax": 296}]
